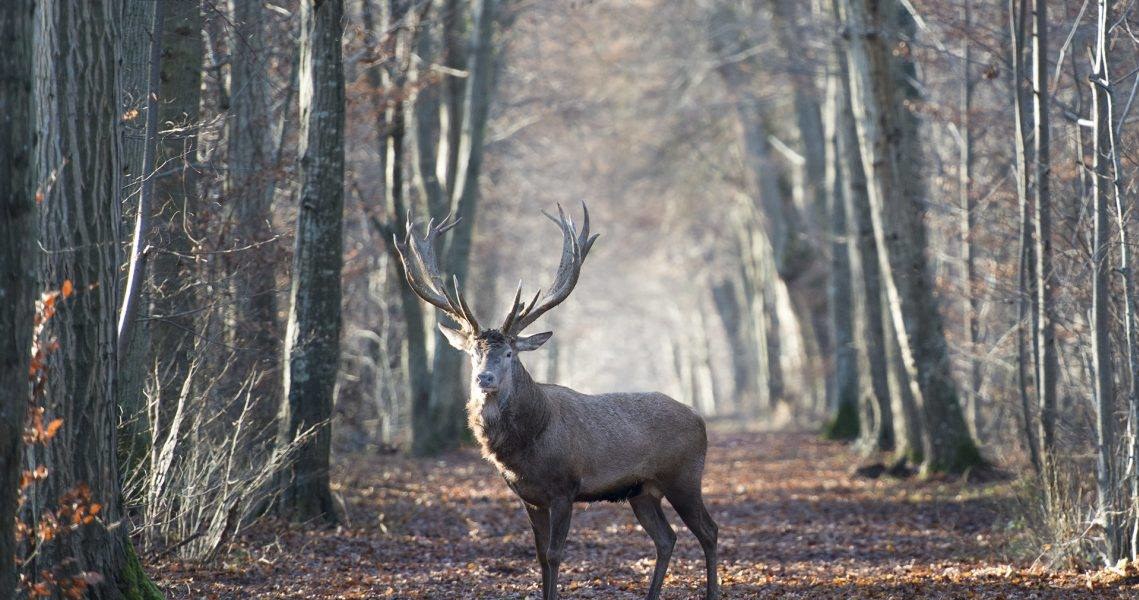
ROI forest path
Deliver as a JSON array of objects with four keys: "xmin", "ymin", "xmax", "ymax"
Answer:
[{"xmin": 153, "ymin": 431, "xmax": 1136, "ymax": 599}]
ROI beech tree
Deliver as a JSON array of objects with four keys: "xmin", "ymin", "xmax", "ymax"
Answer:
[
  {"xmin": 837, "ymin": 0, "xmax": 982, "ymax": 473},
  {"xmin": 277, "ymin": 0, "xmax": 346, "ymax": 523},
  {"xmin": 29, "ymin": 0, "xmax": 161, "ymax": 596},
  {"xmin": 0, "ymin": 0, "xmax": 35, "ymax": 594}
]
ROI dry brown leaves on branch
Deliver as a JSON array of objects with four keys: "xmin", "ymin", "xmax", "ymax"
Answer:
[{"xmin": 149, "ymin": 432, "xmax": 1139, "ymax": 599}]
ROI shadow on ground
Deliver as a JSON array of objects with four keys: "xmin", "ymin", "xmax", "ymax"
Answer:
[{"xmin": 151, "ymin": 431, "xmax": 1137, "ymax": 599}]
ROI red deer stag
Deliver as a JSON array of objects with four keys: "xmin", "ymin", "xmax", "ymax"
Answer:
[{"xmin": 393, "ymin": 203, "xmax": 719, "ymax": 600}]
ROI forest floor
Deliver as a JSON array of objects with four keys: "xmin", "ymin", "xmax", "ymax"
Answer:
[{"xmin": 150, "ymin": 431, "xmax": 1139, "ymax": 599}]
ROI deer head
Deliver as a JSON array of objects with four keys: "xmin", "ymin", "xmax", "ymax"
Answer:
[{"xmin": 393, "ymin": 203, "xmax": 599, "ymax": 398}]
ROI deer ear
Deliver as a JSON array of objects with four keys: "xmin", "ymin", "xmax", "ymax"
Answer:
[
  {"xmin": 514, "ymin": 331, "xmax": 552, "ymax": 352},
  {"xmin": 438, "ymin": 324, "xmax": 472, "ymax": 351}
]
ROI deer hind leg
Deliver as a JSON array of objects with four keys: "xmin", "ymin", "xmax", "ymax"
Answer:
[
  {"xmin": 629, "ymin": 491, "xmax": 676, "ymax": 600},
  {"xmin": 664, "ymin": 482, "xmax": 720, "ymax": 600},
  {"xmin": 525, "ymin": 503, "xmax": 551, "ymax": 597}
]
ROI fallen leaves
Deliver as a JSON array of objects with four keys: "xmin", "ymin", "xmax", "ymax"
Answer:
[{"xmin": 149, "ymin": 432, "xmax": 1139, "ymax": 599}]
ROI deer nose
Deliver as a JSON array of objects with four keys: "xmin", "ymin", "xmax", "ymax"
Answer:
[{"xmin": 476, "ymin": 372, "xmax": 497, "ymax": 389}]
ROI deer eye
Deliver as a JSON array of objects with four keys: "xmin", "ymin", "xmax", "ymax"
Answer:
[{"xmin": 505, "ymin": 351, "xmax": 512, "ymax": 358}]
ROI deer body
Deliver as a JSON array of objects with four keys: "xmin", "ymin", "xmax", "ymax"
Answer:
[
  {"xmin": 394, "ymin": 204, "xmax": 719, "ymax": 600},
  {"xmin": 468, "ymin": 369, "xmax": 707, "ymax": 507}
]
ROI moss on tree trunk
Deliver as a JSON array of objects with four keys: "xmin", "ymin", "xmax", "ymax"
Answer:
[{"xmin": 824, "ymin": 400, "xmax": 860, "ymax": 441}]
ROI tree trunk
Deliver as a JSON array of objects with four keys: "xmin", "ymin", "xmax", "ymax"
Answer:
[
  {"xmin": 228, "ymin": 0, "xmax": 281, "ymax": 433},
  {"xmin": 151, "ymin": 0, "xmax": 204, "ymax": 444},
  {"xmin": 117, "ymin": 0, "xmax": 164, "ymax": 471},
  {"xmin": 30, "ymin": 1, "xmax": 161, "ymax": 596},
  {"xmin": 831, "ymin": 43, "xmax": 895, "ymax": 453},
  {"xmin": 823, "ymin": 74, "xmax": 859, "ymax": 441},
  {"xmin": 959, "ymin": 0, "xmax": 983, "ymax": 441},
  {"xmin": 0, "ymin": 0, "xmax": 35, "ymax": 593},
  {"xmin": 1090, "ymin": 0, "xmax": 1124, "ymax": 562},
  {"xmin": 425, "ymin": 0, "xmax": 499, "ymax": 454},
  {"xmin": 1009, "ymin": 0, "xmax": 1042, "ymax": 476},
  {"xmin": 839, "ymin": 0, "xmax": 982, "ymax": 473},
  {"xmin": 1031, "ymin": 0, "xmax": 1058, "ymax": 466},
  {"xmin": 361, "ymin": 0, "xmax": 431, "ymax": 455},
  {"xmin": 277, "ymin": 0, "xmax": 345, "ymax": 524},
  {"xmin": 712, "ymin": 278, "xmax": 754, "ymax": 414}
]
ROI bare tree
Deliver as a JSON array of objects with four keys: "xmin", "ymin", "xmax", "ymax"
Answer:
[
  {"xmin": 832, "ymin": 48, "xmax": 896, "ymax": 452},
  {"xmin": 1031, "ymin": 0, "xmax": 1058, "ymax": 466},
  {"xmin": 229, "ymin": 0, "xmax": 282, "ymax": 430},
  {"xmin": 1090, "ymin": 0, "xmax": 1124, "ymax": 562},
  {"xmin": 0, "ymin": 0, "xmax": 35, "ymax": 593},
  {"xmin": 823, "ymin": 74, "xmax": 859, "ymax": 441},
  {"xmin": 1009, "ymin": 0, "xmax": 1041, "ymax": 475},
  {"xmin": 838, "ymin": 0, "xmax": 981, "ymax": 473},
  {"xmin": 151, "ymin": 0, "xmax": 205, "ymax": 429},
  {"xmin": 958, "ymin": 0, "xmax": 982, "ymax": 439},
  {"xmin": 30, "ymin": 0, "xmax": 161, "ymax": 596},
  {"xmin": 117, "ymin": 0, "xmax": 165, "ymax": 467},
  {"xmin": 277, "ymin": 0, "xmax": 346, "ymax": 523}
]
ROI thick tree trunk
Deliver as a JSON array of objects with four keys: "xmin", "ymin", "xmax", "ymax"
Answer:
[
  {"xmin": 228, "ymin": 0, "xmax": 281, "ymax": 432},
  {"xmin": 30, "ymin": 1, "xmax": 161, "ymax": 597},
  {"xmin": 278, "ymin": 0, "xmax": 346, "ymax": 524},
  {"xmin": 839, "ymin": 0, "xmax": 981, "ymax": 473},
  {"xmin": 832, "ymin": 46, "xmax": 895, "ymax": 452},
  {"xmin": 0, "ymin": 1, "xmax": 35, "ymax": 594}
]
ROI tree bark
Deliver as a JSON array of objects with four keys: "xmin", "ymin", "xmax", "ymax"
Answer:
[
  {"xmin": 833, "ymin": 51, "xmax": 895, "ymax": 452},
  {"xmin": 30, "ymin": 1, "xmax": 161, "ymax": 596},
  {"xmin": 838, "ymin": 0, "xmax": 982, "ymax": 473},
  {"xmin": 1009, "ymin": 0, "xmax": 1042, "ymax": 476},
  {"xmin": 712, "ymin": 278, "xmax": 755, "ymax": 414},
  {"xmin": 823, "ymin": 74, "xmax": 859, "ymax": 441},
  {"xmin": 1090, "ymin": 0, "xmax": 1124, "ymax": 562},
  {"xmin": 277, "ymin": 0, "xmax": 346, "ymax": 524},
  {"xmin": 425, "ymin": 0, "xmax": 499, "ymax": 454},
  {"xmin": 116, "ymin": 0, "xmax": 164, "ymax": 471},
  {"xmin": 1031, "ymin": 0, "xmax": 1058, "ymax": 466},
  {"xmin": 402, "ymin": 1, "xmax": 444, "ymax": 456},
  {"xmin": 959, "ymin": 0, "xmax": 982, "ymax": 441},
  {"xmin": 228, "ymin": 0, "xmax": 281, "ymax": 433},
  {"xmin": 0, "ymin": 0, "xmax": 35, "ymax": 593},
  {"xmin": 363, "ymin": 0, "xmax": 434, "ymax": 456},
  {"xmin": 151, "ymin": 0, "xmax": 204, "ymax": 442}
]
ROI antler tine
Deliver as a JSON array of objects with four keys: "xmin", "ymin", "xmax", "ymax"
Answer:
[
  {"xmin": 451, "ymin": 274, "xmax": 481, "ymax": 333},
  {"xmin": 502, "ymin": 202, "xmax": 600, "ymax": 336},
  {"xmin": 500, "ymin": 281, "xmax": 524, "ymax": 333},
  {"xmin": 392, "ymin": 211, "xmax": 480, "ymax": 333},
  {"xmin": 579, "ymin": 200, "xmax": 599, "ymax": 258}
]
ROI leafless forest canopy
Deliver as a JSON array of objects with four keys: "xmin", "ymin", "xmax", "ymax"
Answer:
[{"xmin": 4, "ymin": 0, "xmax": 1139, "ymax": 597}]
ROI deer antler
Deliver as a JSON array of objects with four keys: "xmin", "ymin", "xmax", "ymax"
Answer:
[
  {"xmin": 393, "ymin": 212, "xmax": 481, "ymax": 334},
  {"xmin": 501, "ymin": 201, "xmax": 600, "ymax": 336}
]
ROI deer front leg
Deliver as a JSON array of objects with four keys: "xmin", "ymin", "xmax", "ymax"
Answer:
[
  {"xmin": 544, "ymin": 497, "xmax": 573, "ymax": 600},
  {"xmin": 524, "ymin": 503, "xmax": 551, "ymax": 598}
]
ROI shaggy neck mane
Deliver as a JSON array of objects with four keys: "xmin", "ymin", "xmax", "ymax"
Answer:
[{"xmin": 467, "ymin": 359, "xmax": 551, "ymax": 466}]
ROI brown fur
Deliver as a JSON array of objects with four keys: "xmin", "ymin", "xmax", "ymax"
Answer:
[
  {"xmin": 397, "ymin": 203, "xmax": 716, "ymax": 599},
  {"xmin": 460, "ymin": 331, "xmax": 720, "ymax": 600}
]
